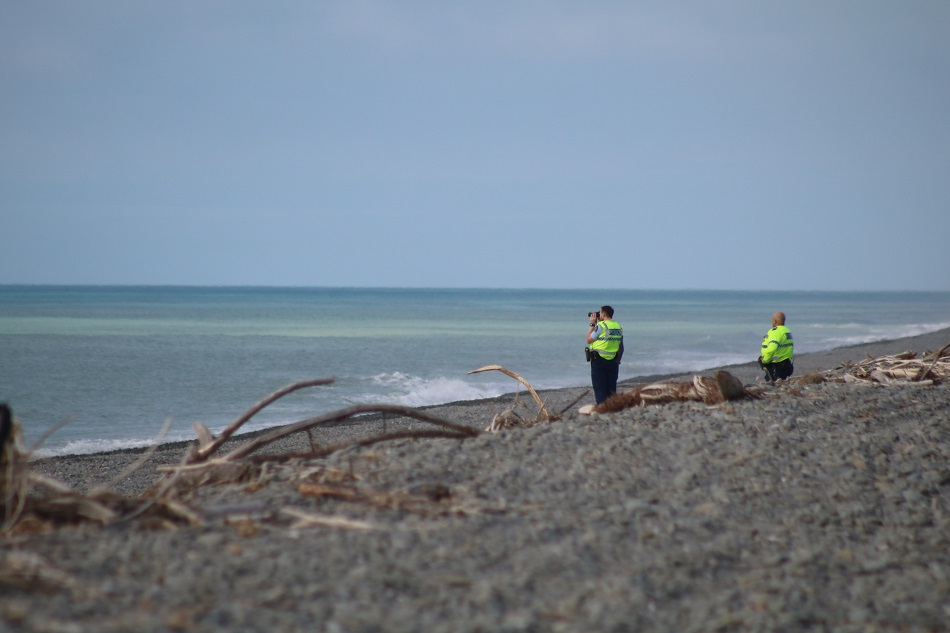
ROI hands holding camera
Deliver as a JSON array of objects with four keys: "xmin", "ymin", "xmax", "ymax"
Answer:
[{"xmin": 588, "ymin": 311, "xmax": 599, "ymax": 327}]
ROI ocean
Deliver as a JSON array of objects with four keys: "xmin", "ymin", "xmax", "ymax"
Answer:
[{"xmin": 2, "ymin": 286, "xmax": 949, "ymax": 457}]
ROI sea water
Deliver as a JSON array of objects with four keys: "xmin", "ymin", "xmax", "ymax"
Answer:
[{"xmin": 2, "ymin": 286, "xmax": 949, "ymax": 457}]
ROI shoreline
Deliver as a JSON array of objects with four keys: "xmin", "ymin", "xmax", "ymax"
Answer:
[
  {"xmin": 33, "ymin": 325, "xmax": 950, "ymax": 464},
  {"xmin": 29, "ymin": 326, "xmax": 950, "ymax": 496},
  {"xmin": 8, "ymin": 325, "xmax": 950, "ymax": 631}
]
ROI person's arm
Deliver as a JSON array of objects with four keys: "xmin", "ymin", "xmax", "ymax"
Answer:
[
  {"xmin": 587, "ymin": 323, "xmax": 602, "ymax": 344},
  {"xmin": 761, "ymin": 331, "xmax": 778, "ymax": 363}
]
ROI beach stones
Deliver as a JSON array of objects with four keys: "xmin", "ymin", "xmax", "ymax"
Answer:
[{"xmin": 9, "ymin": 376, "xmax": 950, "ymax": 631}]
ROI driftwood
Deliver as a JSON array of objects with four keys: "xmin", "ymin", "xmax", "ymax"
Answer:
[
  {"xmin": 281, "ymin": 507, "xmax": 378, "ymax": 531},
  {"xmin": 220, "ymin": 404, "xmax": 479, "ymax": 462},
  {"xmin": 192, "ymin": 378, "xmax": 335, "ymax": 462},
  {"xmin": 585, "ymin": 370, "xmax": 757, "ymax": 415},
  {"xmin": 1, "ymin": 378, "xmax": 485, "ymax": 535},
  {"xmin": 141, "ymin": 383, "xmax": 483, "ymax": 501},
  {"xmin": 6, "ymin": 342, "xmax": 945, "ymax": 535},
  {"xmin": 0, "ymin": 551, "xmax": 96, "ymax": 598},
  {"xmin": 1, "ymin": 403, "xmax": 29, "ymax": 531},
  {"xmin": 468, "ymin": 364, "xmax": 587, "ymax": 431},
  {"xmin": 468, "ymin": 365, "xmax": 552, "ymax": 419},
  {"xmin": 822, "ymin": 343, "xmax": 950, "ymax": 386}
]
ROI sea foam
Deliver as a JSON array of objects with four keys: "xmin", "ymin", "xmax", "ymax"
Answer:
[{"xmin": 367, "ymin": 372, "xmax": 514, "ymax": 407}]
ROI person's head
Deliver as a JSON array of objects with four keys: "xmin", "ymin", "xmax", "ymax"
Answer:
[
  {"xmin": 600, "ymin": 306, "xmax": 614, "ymax": 320},
  {"xmin": 772, "ymin": 311, "xmax": 786, "ymax": 327}
]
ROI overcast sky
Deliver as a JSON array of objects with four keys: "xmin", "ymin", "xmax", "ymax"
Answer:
[{"xmin": 2, "ymin": 2, "xmax": 948, "ymax": 291}]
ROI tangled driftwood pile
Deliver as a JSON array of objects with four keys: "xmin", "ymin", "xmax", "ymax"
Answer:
[
  {"xmin": 0, "ymin": 380, "xmax": 479, "ymax": 537},
  {"xmin": 0, "ymin": 363, "xmax": 582, "ymax": 540},
  {"xmin": 821, "ymin": 343, "xmax": 950, "ymax": 386}
]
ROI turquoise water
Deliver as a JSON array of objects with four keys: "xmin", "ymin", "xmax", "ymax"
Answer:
[{"xmin": 2, "ymin": 286, "xmax": 949, "ymax": 456}]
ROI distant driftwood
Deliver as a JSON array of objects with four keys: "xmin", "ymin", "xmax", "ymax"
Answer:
[
  {"xmin": 824, "ymin": 343, "xmax": 950, "ymax": 386},
  {"xmin": 579, "ymin": 341, "xmax": 949, "ymax": 417}
]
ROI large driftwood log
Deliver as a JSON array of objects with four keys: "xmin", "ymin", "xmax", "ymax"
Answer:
[{"xmin": 585, "ymin": 370, "xmax": 757, "ymax": 415}]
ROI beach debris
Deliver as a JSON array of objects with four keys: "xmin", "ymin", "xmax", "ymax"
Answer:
[
  {"xmin": 1, "ymin": 401, "xmax": 204, "ymax": 533},
  {"xmin": 822, "ymin": 343, "xmax": 950, "ymax": 386},
  {"xmin": 161, "ymin": 378, "xmax": 479, "ymax": 471},
  {"xmin": 141, "ymin": 379, "xmax": 482, "ymax": 501},
  {"xmin": 7, "ymin": 342, "xmax": 946, "ymax": 535},
  {"xmin": 218, "ymin": 404, "xmax": 479, "ymax": 463},
  {"xmin": 138, "ymin": 400, "xmax": 481, "ymax": 525},
  {"xmin": 0, "ymin": 404, "xmax": 55, "ymax": 532},
  {"xmin": 584, "ymin": 370, "xmax": 757, "ymax": 415},
  {"xmin": 281, "ymin": 507, "xmax": 379, "ymax": 531},
  {"xmin": 0, "ymin": 551, "xmax": 93, "ymax": 597},
  {"xmin": 1, "ymin": 403, "xmax": 24, "ymax": 529},
  {"xmin": 796, "ymin": 371, "xmax": 826, "ymax": 385},
  {"xmin": 0, "ymin": 380, "xmax": 481, "ymax": 534},
  {"xmin": 487, "ymin": 400, "xmax": 528, "ymax": 432},
  {"xmin": 468, "ymin": 365, "xmax": 551, "ymax": 419},
  {"xmin": 468, "ymin": 364, "xmax": 588, "ymax": 431},
  {"xmin": 26, "ymin": 487, "xmax": 118, "ymax": 524},
  {"xmin": 193, "ymin": 378, "xmax": 336, "ymax": 462}
]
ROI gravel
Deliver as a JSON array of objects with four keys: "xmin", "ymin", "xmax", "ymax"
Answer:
[{"xmin": 3, "ymin": 329, "xmax": 949, "ymax": 632}]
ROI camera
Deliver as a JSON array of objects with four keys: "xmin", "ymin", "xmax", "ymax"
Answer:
[{"xmin": 588, "ymin": 311, "xmax": 597, "ymax": 318}]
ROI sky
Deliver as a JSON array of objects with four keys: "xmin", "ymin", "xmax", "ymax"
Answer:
[{"xmin": 2, "ymin": 2, "xmax": 949, "ymax": 291}]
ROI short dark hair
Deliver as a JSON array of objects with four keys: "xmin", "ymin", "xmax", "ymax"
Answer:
[{"xmin": 601, "ymin": 305, "xmax": 614, "ymax": 318}]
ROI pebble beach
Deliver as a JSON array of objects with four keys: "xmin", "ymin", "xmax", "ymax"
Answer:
[{"xmin": 3, "ymin": 328, "xmax": 950, "ymax": 632}]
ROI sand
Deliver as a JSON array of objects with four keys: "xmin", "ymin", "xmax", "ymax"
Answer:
[{"xmin": 3, "ymin": 327, "xmax": 949, "ymax": 632}]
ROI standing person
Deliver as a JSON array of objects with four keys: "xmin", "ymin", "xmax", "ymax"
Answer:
[
  {"xmin": 759, "ymin": 311, "xmax": 794, "ymax": 382},
  {"xmin": 586, "ymin": 306, "xmax": 623, "ymax": 404}
]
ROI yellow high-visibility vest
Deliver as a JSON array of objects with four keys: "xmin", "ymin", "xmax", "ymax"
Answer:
[
  {"xmin": 761, "ymin": 325, "xmax": 793, "ymax": 363},
  {"xmin": 591, "ymin": 319, "xmax": 623, "ymax": 360}
]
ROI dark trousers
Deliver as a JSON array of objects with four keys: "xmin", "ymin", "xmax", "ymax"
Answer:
[
  {"xmin": 591, "ymin": 358, "xmax": 620, "ymax": 404},
  {"xmin": 764, "ymin": 359, "xmax": 794, "ymax": 382}
]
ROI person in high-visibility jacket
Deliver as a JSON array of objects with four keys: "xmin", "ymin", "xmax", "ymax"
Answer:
[
  {"xmin": 759, "ymin": 311, "xmax": 794, "ymax": 382},
  {"xmin": 586, "ymin": 305, "xmax": 624, "ymax": 403}
]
